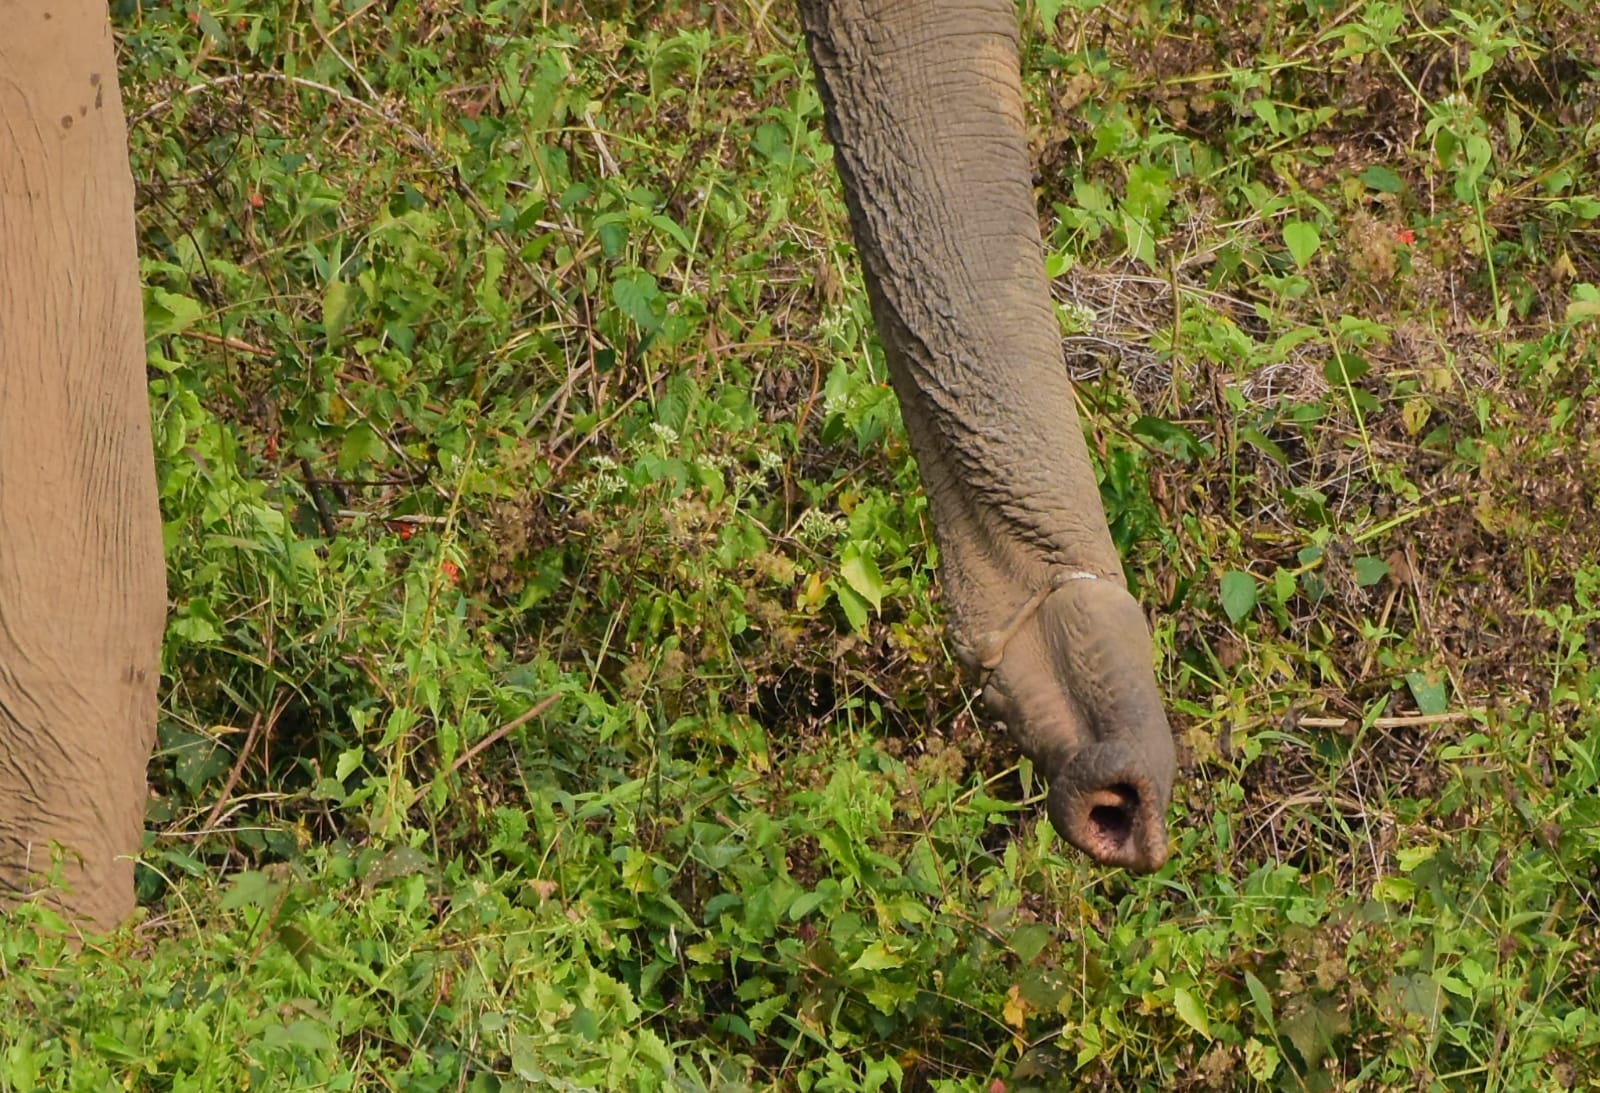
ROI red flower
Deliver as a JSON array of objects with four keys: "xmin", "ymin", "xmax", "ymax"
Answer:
[
  {"xmin": 1396, "ymin": 228, "xmax": 1416, "ymax": 245},
  {"xmin": 441, "ymin": 560, "xmax": 460, "ymax": 583}
]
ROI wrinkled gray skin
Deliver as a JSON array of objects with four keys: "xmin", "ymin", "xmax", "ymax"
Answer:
[
  {"xmin": 798, "ymin": 0, "xmax": 1175, "ymax": 870},
  {"xmin": 0, "ymin": 1, "xmax": 166, "ymax": 931}
]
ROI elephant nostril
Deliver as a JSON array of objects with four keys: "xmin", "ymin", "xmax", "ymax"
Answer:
[{"xmin": 1088, "ymin": 784, "xmax": 1138, "ymax": 850}]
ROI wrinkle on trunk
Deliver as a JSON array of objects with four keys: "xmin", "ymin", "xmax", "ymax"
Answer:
[
  {"xmin": 0, "ymin": 0, "xmax": 165, "ymax": 930},
  {"xmin": 800, "ymin": 0, "xmax": 1176, "ymax": 871},
  {"xmin": 797, "ymin": 0, "xmax": 1119, "ymax": 590}
]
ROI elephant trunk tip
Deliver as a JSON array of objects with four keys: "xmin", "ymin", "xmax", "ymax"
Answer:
[{"xmin": 1053, "ymin": 781, "xmax": 1170, "ymax": 874}]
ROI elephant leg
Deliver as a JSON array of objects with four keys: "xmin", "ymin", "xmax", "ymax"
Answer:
[{"xmin": 0, "ymin": 0, "xmax": 166, "ymax": 930}]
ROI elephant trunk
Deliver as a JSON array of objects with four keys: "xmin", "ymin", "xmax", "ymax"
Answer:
[{"xmin": 798, "ymin": 0, "xmax": 1175, "ymax": 870}]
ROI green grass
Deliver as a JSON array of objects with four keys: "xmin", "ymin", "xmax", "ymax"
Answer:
[{"xmin": 4, "ymin": 0, "xmax": 1598, "ymax": 1089}]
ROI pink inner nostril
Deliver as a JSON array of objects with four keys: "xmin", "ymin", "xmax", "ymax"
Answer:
[{"xmin": 1085, "ymin": 784, "xmax": 1139, "ymax": 852}]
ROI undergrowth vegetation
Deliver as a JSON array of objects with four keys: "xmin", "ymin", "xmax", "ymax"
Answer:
[{"xmin": 4, "ymin": 0, "xmax": 1599, "ymax": 1089}]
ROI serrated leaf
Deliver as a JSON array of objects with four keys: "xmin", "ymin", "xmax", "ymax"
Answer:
[
  {"xmin": 1359, "ymin": 164, "xmax": 1403, "ymax": 193},
  {"xmin": 1353, "ymin": 556, "xmax": 1390, "ymax": 587},
  {"xmin": 1173, "ymin": 986, "xmax": 1212, "ymax": 1038},
  {"xmin": 220, "ymin": 870, "xmax": 282, "ymax": 911},
  {"xmin": 1220, "ymin": 570, "xmax": 1258, "ymax": 624},
  {"xmin": 612, "ymin": 270, "xmax": 664, "ymax": 332},
  {"xmin": 338, "ymin": 422, "xmax": 386, "ymax": 473},
  {"xmin": 1393, "ymin": 972, "xmax": 1444, "ymax": 1020},
  {"xmin": 655, "ymin": 374, "xmax": 698, "ymax": 432},
  {"xmin": 1282, "ymin": 994, "xmax": 1349, "ymax": 1066},
  {"xmin": 1283, "ymin": 220, "xmax": 1320, "ymax": 267}
]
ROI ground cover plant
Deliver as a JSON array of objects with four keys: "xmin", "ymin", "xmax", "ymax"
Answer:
[{"xmin": 2, "ymin": 0, "xmax": 1598, "ymax": 1089}]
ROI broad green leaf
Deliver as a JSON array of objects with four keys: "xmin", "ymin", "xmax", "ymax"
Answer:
[
  {"xmin": 220, "ymin": 870, "xmax": 282, "ymax": 911},
  {"xmin": 840, "ymin": 543, "xmax": 884, "ymax": 611},
  {"xmin": 1353, "ymin": 556, "xmax": 1390, "ymax": 587},
  {"xmin": 1239, "ymin": 426, "xmax": 1288, "ymax": 468},
  {"xmin": 473, "ymin": 243, "xmax": 508, "ymax": 320},
  {"xmin": 1036, "ymin": 0, "xmax": 1066, "ymax": 27},
  {"xmin": 321, "ymin": 278, "xmax": 355, "ymax": 343},
  {"xmin": 1282, "ymin": 993, "xmax": 1350, "ymax": 1066},
  {"xmin": 261, "ymin": 1018, "xmax": 334, "ymax": 1053},
  {"xmin": 656, "ymin": 374, "xmax": 698, "ymax": 432},
  {"xmin": 612, "ymin": 270, "xmax": 664, "ymax": 332},
  {"xmin": 850, "ymin": 940, "xmax": 905, "ymax": 971},
  {"xmin": 335, "ymin": 748, "xmax": 365, "ymax": 783},
  {"xmin": 1395, "ymin": 844, "xmax": 1436, "ymax": 872},
  {"xmin": 1122, "ymin": 212, "xmax": 1158, "ymax": 269},
  {"xmin": 1406, "ymin": 671, "xmax": 1449, "ymax": 715},
  {"xmin": 1282, "ymin": 220, "xmax": 1321, "ymax": 268},
  {"xmin": 1394, "ymin": 972, "xmax": 1444, "ymax": 1021},
  {"xmin": 833, "ymin": 581, "xmax": 870, "ymax": 633},
  {"xmin": 1173, "ymin": 986, "xmax": 1212, "ymax": 1038},
  {"xmin": 1567, "ymin": 284, "xmax": 1600, "ymax": 322},
  {"xmin": 788, "ymin": 884, "xmax": 837, "ymax": 921},
  {"xmin": 1253, "ymin": 97, "xmax": 1282, "ymax": 135},
  {"xmin": 1244, "ymin": 1038, "xmax": 1281, "ymax": 1081},
  {"xmin": 1324, "ymin": 350, "xmax": 1371, "ymax": 385},
  {"xmin": 1008, "ymin": 923, "xmax": 1052, "ymax": 965},
  {"xmin": 144, "ymin": 287, "xmax": 206, "ymax": 338},
  {"xmin": 1244, "ymin": 971, "xmax": 1276, "ymax": 1034},
  {"xmin": 1131, "ymin": 415, "xmax": 1205, "ymax": 462},
  {"xmin": 338, "ymin": 422, "xmax": 386, "ymax": 473},
  {"xmin": 1359, "ymin": 164, "xmax": 1403, "ymax": 193},
  {"xmin": 1220, "ymin": 570, "xmax": 1258, "ymax": 624}
]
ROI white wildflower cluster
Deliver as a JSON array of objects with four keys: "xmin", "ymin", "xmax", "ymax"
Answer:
[
  {"xmin": 698, "ymin": 451, "xmax": 736, "ymax": 474},
  {"xmin": 568, "ymin": 454, "xmax": 629, "ymax": 505},
  {"xmin": 815, "ymin": 304, "xmax": 855, "ymax": 348},
  {"xmin": 796, "ymin": 507, "xmax": 846, "ymax": 548},
  {"xmin": 1058, "ymin": 300, "xmax": 1098, "ymax": 335},
  {"xmin": 824, "ymin": 372, "xmax": 870, "ymax": 423},
  {"xmin": 731, "ymin": 471, "xmax": 762, "ymax": 503},
  {"xmin": 647, "ymin": 423, "xmax": 680, "ymax": 447}
]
